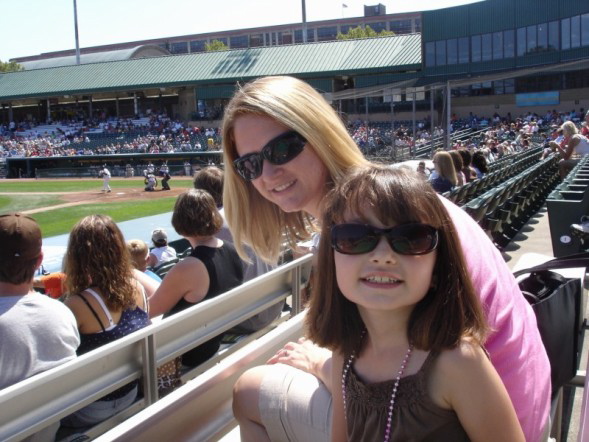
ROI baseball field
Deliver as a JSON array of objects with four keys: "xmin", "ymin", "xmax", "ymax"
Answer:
[{"xmin": 0, "ymin": 177, "xmax": 196, "ymax": 237}]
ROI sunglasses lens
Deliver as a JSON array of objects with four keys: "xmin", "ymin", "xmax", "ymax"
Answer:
[
  {"xmin": 332, "ymin": 223, "xmax": 438, "ymax": 256},
  {"xmin": 389, "ymin": 224, "xmax": 438, "ymax": 255},
  {"xmin": 268, "ymin": 134, "xmax": 305, "ymax": 165},
  {"xmin": 332, "ymin": 224, "xmax": 378, "ymax": 255},
  {"xmin": 234, "ymin": 131, "xmax": 306, "ymax": 181},
  {"xmin": 234, "ymin": 155, "xmax": 262, "ymax": 181}
]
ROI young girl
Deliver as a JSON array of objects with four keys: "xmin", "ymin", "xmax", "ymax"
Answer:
[{"xmin": 306, "ymin": 164, "xmax": 524, "ymax": 441}]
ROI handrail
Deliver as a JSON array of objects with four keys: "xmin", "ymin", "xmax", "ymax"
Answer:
[
  {"xmin": 0, "ymin": 254, "xmax": 312, "ymax": 441},
  {"xmin": 96, "ymin": 312, "xmax": 308, "ymax": 441}
]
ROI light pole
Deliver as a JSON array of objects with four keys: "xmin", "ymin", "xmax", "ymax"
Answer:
[
  {"xmin": 73, "ymin": 0, "xmax": 81, "ymax": 65},
  {"xmin": 301, "ymin": 0, "xmax": 307, "ymax": 43}
]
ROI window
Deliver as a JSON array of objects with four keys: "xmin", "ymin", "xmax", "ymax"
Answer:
[
  {"xmin": 517, "ymin": 27, "xmax": 526, "ymax": 56},
  {"xmin": 471, "ymin": 35, "xmax": 481, "ymax": 62},
  {"xmin": 339, "ymin": 24, "xmax": 357, "ymax": 34},
  {"xmin": 458, "ymin": 37, "xmax": 469, "ymax": 63},
  {"xmin": 317, "ymin": 26, "xmax": 337, "ymax": 41},
  {"xmin": 425, "ymin": 41, "xmax": 436, "ymax": 67},
  {"xmin": 294, "ymin": 30, "xmax": 315, "ymax": 43},
  {"xmin": 170, "ymin": 41, "xmax": 188, "ymax": 54},
  {"xmin": 436, "ymin": 40, "xmax": 446, "ymax": 66},
  {"xmin": 527, "ymin": 25, "xmax": 537, "ymax": 53},
  {"xmin": 447, "ymin": 38, "xmax": 458, "ymax": 64},
  {"xmin": 190, "ymin": 40, "xmax": 206, "ymax": 52},
  {"xmin": 481, "ymin": 33, "xmax": 492, "ymax": 61},
  {"xmin": 571, "ymin": 15, "xmax": 581, "ymax": 48},
  {"xmin": 282, "ymin": 32, "xmax": 293, "ymax": 44},
  {"xmin": 582, "ymin": 13, "xmax": 589, "ymax": 46},
  {"xmin": 504, "ymin": 29, "xmax": 515, "ymax": 58},
  {"xmin": 414, "ymin": 18, "xmax": 421, "ymax": 33},
  {"xmin": 390, "ymin": 19, "xmax": 412, "ymax": 34},
  {"xmin": 494, "ymin": 80, "xmax": 504, "ymax": 95},
  {"xmin": 504, "ymin": 79, "xmax": 515, "ymax": 94},
  {"xmin": 216, "ymin": 37, "xmax": 228, "ymax": 46},
  {"xmin": 537, "ymin": 23, "xmax": 548, "ymax": 51},
  {"xmin": 561, "ymin": 18, "xmax": 570, "ymax": 50},
  {"xmin": 249, "ymin": 34, "xmax": 264, "ymax": 47},
  {"xmin": 548, "ymin": 21, "xmax": 559, "ymax": 50},
  {"xmin": 230, "ymin": 36, "xmax": 249, "ymax": 49},
  {"xmin": 493, "ymin": 32, "xmax": 503, "ymax": 60},
  {"xmin": 369, "ymin": 22, "xmax": 386, "ymax": 33}
]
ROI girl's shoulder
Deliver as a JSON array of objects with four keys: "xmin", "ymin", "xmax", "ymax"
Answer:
[{"xmin": 435, "ymin": 340, "xmax": 489, "ymax": 375}]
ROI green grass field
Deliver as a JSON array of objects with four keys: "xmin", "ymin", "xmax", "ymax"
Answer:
[
  {"xmin": 0, "ymin": 178, "xmax": 194, "ymax": 236},
  {"xmin": 0, "ymin": 195, "xmax": 65, "ymax": 213},
  {"xmin": 33, "ymin": 198, "xmax": 178, "ymax": 237}
]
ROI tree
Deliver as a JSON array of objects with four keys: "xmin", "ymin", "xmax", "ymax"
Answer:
[
  {"xmin": 205, "ymin": 40, "xmax": 229, "ymax": 52},
  {"xmin": 336, "ymin": 25, "xmax": 394, "ymax": 40},
  {"xmin": 0, "ymin": 60, "xmax": 24, "ymax": 72}
]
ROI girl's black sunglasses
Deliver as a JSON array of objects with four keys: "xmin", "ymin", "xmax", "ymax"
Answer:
[
  {"xmin": 331, "ymin": 223, "xmax": 439, "ymax": 256},
  {"xmin": 233, "ymin": 131, "xmax": 307, "ymax": 181}
]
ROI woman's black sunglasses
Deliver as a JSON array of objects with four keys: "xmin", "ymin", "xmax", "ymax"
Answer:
[
  {"xmin": 331, "ymin": 223, "xmax": 439, "ymax": 256},
  {"xmin": 233, "ymin": 131, "xmax": 307, "ymax": 181}
]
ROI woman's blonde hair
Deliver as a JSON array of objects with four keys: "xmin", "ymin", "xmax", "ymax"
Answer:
[
  {"xmin": 433, "ymin": 151, "xmax": 458, "ymax": 186},
  {"xmin": 64, "ymin": 215, "xmax": 136, "ymax": 310},
  {"xmin": 222, "ymin": 76, "xmax": 367, "ymax": 263},
  {"xmin": 561, "ymin": 121, "xmax": 579, "ymax": 137}
]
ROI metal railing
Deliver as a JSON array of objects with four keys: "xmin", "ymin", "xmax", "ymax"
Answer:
[{"xmin": 0, "ymin": 254, "xmax": 312, "ymax": 442}]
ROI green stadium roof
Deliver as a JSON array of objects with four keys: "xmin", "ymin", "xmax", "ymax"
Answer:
[{"xmin": 0, "ymin": 34, "xmax": 421, "ymax": 101}]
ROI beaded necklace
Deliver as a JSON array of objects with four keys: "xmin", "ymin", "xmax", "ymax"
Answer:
[{"xmin": 341, "ymin": 336, "xmax": 414, "ymax": 442}]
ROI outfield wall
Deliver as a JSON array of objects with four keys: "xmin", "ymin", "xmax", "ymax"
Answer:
[{"xmin": 4, "ymin": 152, "xmax": 223, "ymax": 179}]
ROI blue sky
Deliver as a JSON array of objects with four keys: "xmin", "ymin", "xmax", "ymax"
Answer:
[{"xmin": 0, "ymin": 0, "xmax": 482, "ymax": 62}]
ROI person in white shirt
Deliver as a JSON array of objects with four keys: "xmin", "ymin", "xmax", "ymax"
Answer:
[
  {"xmin": 147, "ymin": 228, "xmax": 177, "ymax": 268},
  {"xmin": 98, "ymin": 164, "xmax": 111, "ymax": 192}
]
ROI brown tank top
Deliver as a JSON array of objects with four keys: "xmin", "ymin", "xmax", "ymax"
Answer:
[{"xmin": 345, "ymin": 351, "xmax": 470, "ymax": 441}]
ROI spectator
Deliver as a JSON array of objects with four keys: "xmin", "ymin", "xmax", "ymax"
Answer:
[
  {"xmin": 148, "ymin": 189, "xmax": 244, "ymax": 366},
  {"xmin": 415, "ymin": 160, "xmax": 429, "ymax": 179},
  {"xmin": 457, "ymin": 149, "xmax": 477, "ymax": 183},
  {"xmin": 0, "ymin": 213, "xmax": 78, "ymax": 441},
  {"xmin": 471, "ymin": 150, "xmax": 489, "ymax": 179},
  {"xmin": 127, "ymin": 239, "xmax": 162, "ymax": 282},
  {"xmin": 429, "ymin": 151, "xmax": 457, "ymax": 193},
  {"xmin": 193, "ymin": 166, "xmax": 279, "ymax": 333},
  {"xmin": 307, "ymin": 165, "xmax": 524, "ymax": 440},
  {"xmin": 222, "ymin": 76, "xmax": 549, "ymax": 442},
  {"xmin": 581, "ymin": 110, "xmax": 589, "ymax": 137},
  {"xmin": 61, "ymin": 215, "xmax": 153, "ymax": 428},
  {"xmin": 147, "ymin": 228, "xmax": 177, "ymax": 268},
  {"xmin": 33, "ymin": 271, "xmax": 67, "ymax": 299},
  {"xmin": 0, "ymin": 213, "xmax": 79, "ymax": 388},
  {"xmin": 550, "ymin": 121, "xmax": 589, "ymax": 178},
  {"xmin": 449, "ymin": 150, "xmax": 465, "ymax": 186}
]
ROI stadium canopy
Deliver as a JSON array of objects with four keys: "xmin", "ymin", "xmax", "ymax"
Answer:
[
  {"xmin": 16, "ymin": 45, "xmax": 171, "ymax": 70},
  {"xmin": 0, "ymin": 34, "xmax": 421, "ymax": 103}
]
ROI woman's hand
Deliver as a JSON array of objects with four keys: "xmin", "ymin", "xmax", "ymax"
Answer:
[{"xmin": 267, "ymin": 337, "xmax": 333, "ymax": 392}]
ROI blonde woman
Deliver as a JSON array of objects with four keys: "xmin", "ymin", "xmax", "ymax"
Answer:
[
  {"xmin": 429, "ymin": 151, "xmax": 457, "ymax": 193},
  {"xmin": 223, "ymin": 76, "xmax": 549, "ymax": 442},
  {"xmin": 550, "ymin": 121, "xmax": 589, "ymax": 178}
]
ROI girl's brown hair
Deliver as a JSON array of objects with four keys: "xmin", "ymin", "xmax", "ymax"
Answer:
[
  {"xmin": 64, "ymin": 214, "xmax": 136, "ymax": 310},
  {"xmin": 172, "ymin": 189, "xmax": 223, "ymax": 238},
  {"xmin": 306, "ymin": 164, "xmax": 487, "ymax": 356}
]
